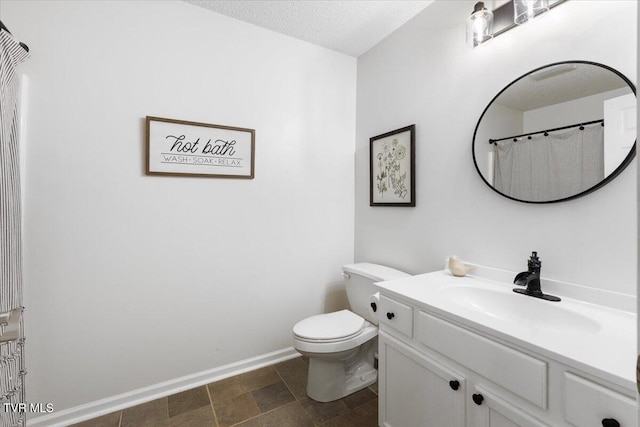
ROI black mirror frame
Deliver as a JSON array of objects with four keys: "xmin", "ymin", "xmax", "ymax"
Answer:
[{"xmin": 472, "ymin": 60, "xmax": 636, "ymax": 204}]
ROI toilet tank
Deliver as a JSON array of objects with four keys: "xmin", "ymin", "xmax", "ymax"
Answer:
[{"xmin": 342, "ymin": 263, "xmax": 410, "ymax": 324}]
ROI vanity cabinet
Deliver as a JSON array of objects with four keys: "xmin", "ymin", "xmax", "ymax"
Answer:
[{"xmin": 377, "ymin": 293, "xmax": 636, "ymax": 427}]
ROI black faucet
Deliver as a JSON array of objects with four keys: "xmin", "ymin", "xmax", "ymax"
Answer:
[{"xmin": 513, "ymin": 252, "xmax": 561, "ymax": 302}]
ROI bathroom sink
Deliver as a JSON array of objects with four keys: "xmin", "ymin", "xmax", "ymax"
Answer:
[
  {"xmin": 374, "ymin": 268, "xmax": 635, "ymax": 393},
  {"xmin": 438, "ymin": 285, "xmax": 601, "ymax": 334}
]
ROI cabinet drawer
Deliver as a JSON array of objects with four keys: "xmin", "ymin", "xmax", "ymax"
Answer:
[
  {"xmin": 379, "ymin": 295, "xmax": 413, "ymax": 338},
  {"xmin": 564, "ymin": 372, "xmax": 636, "ymax": 427},
  {"xmin": 417, "ymin": 311, "xmax": 547, "ymax": 409}
]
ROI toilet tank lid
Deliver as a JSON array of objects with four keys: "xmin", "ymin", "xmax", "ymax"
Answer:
[{"xmin": 342, "ymin": 263, "xmax": 410, "ymax": 282}]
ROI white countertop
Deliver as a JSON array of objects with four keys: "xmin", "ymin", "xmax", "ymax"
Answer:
[{"xmin": 374, "ymin": 269, "xmax": 637, "ymax": 392}]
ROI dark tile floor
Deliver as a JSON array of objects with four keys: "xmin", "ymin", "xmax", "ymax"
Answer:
[{"xmin": 71, "ymin": 357, "xmax": 378, "ymax": 427}]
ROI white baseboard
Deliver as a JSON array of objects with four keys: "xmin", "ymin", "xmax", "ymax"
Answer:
[{"xmin": 27, "ymin": 347, "xmax": 300, "ymax": 427}]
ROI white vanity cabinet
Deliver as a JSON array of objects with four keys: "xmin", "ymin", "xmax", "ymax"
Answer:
[{"xmin": 375, "ymin": 285, "xmax": 636, "ymax": 427}]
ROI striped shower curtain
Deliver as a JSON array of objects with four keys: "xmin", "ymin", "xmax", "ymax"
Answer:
[{"xmin": 0, "ymin": 27, "xmax": 28, "ymax": 427}]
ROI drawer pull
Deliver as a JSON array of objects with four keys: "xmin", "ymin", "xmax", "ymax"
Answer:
[
  {"xmin": 602, "ymin": 419, "xmax": 620, "ymax": 427},
  {"xmin": 386, "ymin": 312, "xmax": 395, "ymax": 320},
  {"xmin": 449, "ymin": 380, "xmax": 460, "ymax": 391},
  {"xmin": 370, "ymin": 302, "xmax": 377, "ymax": 312},
  {"xmin": 472, "ymin": 393, "xmax": 484, "ymax": 405}
]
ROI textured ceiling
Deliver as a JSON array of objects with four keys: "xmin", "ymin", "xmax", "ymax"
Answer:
[
  {"xmin": 183, "ymin": 0, "xmax": 434, "ymax": 57},
  {"xmin": 496, "ymin": 64, "xmax": 630, "ymax": 111}
]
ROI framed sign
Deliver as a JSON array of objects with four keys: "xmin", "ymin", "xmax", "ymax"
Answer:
[
  {"xmin": 370, "ymin": 124, "xmax": 415, "ymax": 206},
  {"xmin": 146, "ymin": 116, "xmax": 255, "ymax": 178}
]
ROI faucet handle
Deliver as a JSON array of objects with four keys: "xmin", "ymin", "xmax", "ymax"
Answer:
[{"xmin": 528, "ymin": 251, "xmax": 541, "ymax": 272}]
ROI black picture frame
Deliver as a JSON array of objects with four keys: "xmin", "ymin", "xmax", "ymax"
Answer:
[{"xmin": 370, "ymin": 125, "xmax": 415, "ymax": 207}]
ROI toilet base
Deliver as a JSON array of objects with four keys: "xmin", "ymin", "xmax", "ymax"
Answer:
[{"xmin": 305, "ymin": 338, "xmax": 377, "ymax": 402}]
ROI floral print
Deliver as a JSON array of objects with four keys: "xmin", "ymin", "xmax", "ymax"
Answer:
[{"xmin": 375, "ymin": 138, "xmax": 408, "ymax": 199}]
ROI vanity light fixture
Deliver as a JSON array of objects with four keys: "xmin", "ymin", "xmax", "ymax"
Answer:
[
  {"xmin": 466, "ymin": 2, "xmax": 494, "ymax": 48},
  {"xmin": 513, "ymin": 0, "xmax": 550, "ymax": 25},
  {"xmin": 467, "ymin": 0, "xmax": 566, "ymax": 49}
]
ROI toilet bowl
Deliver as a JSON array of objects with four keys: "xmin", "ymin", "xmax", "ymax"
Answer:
[{"xmin": 292, "ymin": 263, "xmax": 409, "ymax": 402}]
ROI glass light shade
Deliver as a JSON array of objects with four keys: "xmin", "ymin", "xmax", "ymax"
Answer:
[
  {"xmin": 466, "ymin": 3, "xmax": 494, "ymax": 48},
  {"xmin": 514, "ymin": 0, "xmax": 549, "ymax": 25}
]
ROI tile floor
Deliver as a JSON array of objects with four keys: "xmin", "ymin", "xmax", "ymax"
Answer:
[{"xmin": 71, "ymin": 357, "xmax": 378, "ymax": 427}]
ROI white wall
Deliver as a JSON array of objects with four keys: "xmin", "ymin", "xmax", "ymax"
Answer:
[
  {"xmin": 356, "ymin": 1, "xmax": 637, "ymax": 295},
  {"xmin": 1, "ymin": 0, "xmax": 356, "ymax": 413}
]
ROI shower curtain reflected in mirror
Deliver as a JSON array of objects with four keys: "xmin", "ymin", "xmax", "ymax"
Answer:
[{"xmin": 493, "ymin": 124, "xmax": 604, "ymax": 202}]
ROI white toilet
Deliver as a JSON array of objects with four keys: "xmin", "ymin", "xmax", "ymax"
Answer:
[{"xmin": 292, "ymin": 263, "xmax": 409, "ymax": 402}]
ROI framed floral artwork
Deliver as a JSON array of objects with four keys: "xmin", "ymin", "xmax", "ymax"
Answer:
[{"xmin": 370, "ymin": 124, "xmax": 415, "ymax": 206}]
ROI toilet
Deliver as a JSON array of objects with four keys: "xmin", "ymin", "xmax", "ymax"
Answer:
[{"xmin": 292, "ymin": 263, "xmax": 409, "ymax": 402}]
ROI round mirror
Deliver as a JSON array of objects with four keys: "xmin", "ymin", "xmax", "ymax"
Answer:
[{"xmin": 472, "ymin": 61, "xmax": 636, "ymax": 203}]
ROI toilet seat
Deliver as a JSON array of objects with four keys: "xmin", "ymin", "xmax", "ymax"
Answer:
[
  {"xmin": 293, "ymin": 309, "xmax": 365, "ymax": 342},
  {"xmin": 293, "ymin": 310, "xmax": 378, "ymax": 354}
]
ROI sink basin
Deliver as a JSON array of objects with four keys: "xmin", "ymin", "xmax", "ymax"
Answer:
[{"xmin": 439, "ymin": 285, "xmax": 601, "ymax": 334}]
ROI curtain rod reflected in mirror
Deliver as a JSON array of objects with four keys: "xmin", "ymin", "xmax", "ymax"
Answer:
[
  {"xmin": 489, "ymin": 119, "xmax": 604, "ymax": 144},
  {"xmin": 472, "ymin": 60, "xmax": 636, "ymax": 204}
]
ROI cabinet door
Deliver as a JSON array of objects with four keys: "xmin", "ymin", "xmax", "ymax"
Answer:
[
  {"xmin": 471, "ymin": 386, "xmax": 550, "ymax": 427},
  {"xmin": 379, "ymin": 331, "xmax": 465, "ymax": 427}
]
